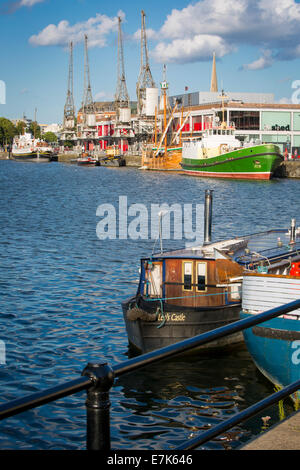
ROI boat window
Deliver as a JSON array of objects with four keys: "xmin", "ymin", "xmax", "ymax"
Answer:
[
  {"xmin": 196, "ymin": 262, "xmax": 207, "ymax": 292},
  {"xmin": 183, "ymin": 262, "xmax": 193, "ymax": 291}
]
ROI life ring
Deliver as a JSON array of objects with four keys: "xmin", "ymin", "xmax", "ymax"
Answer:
[{"xmin": 219, "ymin": 144, "xmax": 228, "ymax": 154}]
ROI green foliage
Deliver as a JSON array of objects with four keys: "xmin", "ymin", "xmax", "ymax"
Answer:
[
  {"xmin": 15, "ymin": 121, "xmax": 26, "ymax": 136},
  {"xmin": 64, "ymin": 140, "xmax": 74, "ymax": 148},
  {"xmin": 28, "ymin": 121, "xmax": 41, "ymax": 139},
  {"xmin": 0, "ymin": 117, "xmax": 17, "ymax": 146},
  {"xmin": 43, "ymin": 131, "xmax": 58, "ymax": 143}
]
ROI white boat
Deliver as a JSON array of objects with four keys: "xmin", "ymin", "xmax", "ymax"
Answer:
[{"xmin": 11, "ymin": 133, "xmax": 53, "ymax": 162}]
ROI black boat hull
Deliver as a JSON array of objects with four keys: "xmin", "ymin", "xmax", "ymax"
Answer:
[{"xmin": 122, "ymin": 296, "xmax": 243, "ymax": 354}]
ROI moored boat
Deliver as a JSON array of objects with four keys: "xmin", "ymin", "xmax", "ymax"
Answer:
[
  {"xmin": 11, "ymin": 133, "xmax": 52, "ymax": 163},
  {"xmin": 76, "ymin": 155, "xmax": 99, "ymax": 166},
  {"xmin": 181, "ymin": 127, "xmax": 282, "ymax": 180},
  {"xmin": 122, "ymin": 192, "xmax": 300, "ymax": 354},
  {"xmin": 99, "ymin": 155, "xmax": 126, "ymax": 167},
  {"xmin": 240, "ymin": 236, "xmax": 300, "ymax": 400}
]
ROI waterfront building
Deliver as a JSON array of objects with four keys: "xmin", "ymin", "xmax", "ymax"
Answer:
[{"xmin": 170, "ymin": 94, "xmax": 300, "ymax": 155}]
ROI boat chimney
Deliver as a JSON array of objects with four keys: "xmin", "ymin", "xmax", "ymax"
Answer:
[
  {"xmin": 290, "ymin": 218, "xmax": 296, "ymax": 244},
  {"xmin": 203, "ymin": 190, "xmax": 213, "ymax": 245}
]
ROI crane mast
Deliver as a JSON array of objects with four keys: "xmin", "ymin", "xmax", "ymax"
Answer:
[
  {"xmin": 63, "ymin": 41, "xmax": 75, "ymax": 128},
  {"xmin": 82, "ymin": 34, "xmax": 95, "ymax": 117},
  {"xmin": 136, "ymin": 10, "xmax": 155, "ymax": 115},
  {"xmin": 115, "ymin": 17, "xmax": 130, "ymax": 121}
]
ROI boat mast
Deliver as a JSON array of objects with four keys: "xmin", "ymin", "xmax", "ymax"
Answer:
[
  {"xmin": 161, "ymin": 65, "xmax": 168, "ymax": 157},
  {"xmin": 219, "ymin": 89, "xmax": 228, "ymax": 127}
]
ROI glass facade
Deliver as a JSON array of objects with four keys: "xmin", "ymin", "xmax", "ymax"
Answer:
[
  {"xmin": 261, "ymin": 111, "xmax": 291, "ymax": 131},
  {"xmin": 262, "ymin": 134, "xmax": 291, "ymax": 152},
  {"xmin": 229, "ymin": 111, "xmax": 259, "ymax": 130},
  {"xmin": 293, "ymin": 112, "xmax": 300, "ymax": 131}
]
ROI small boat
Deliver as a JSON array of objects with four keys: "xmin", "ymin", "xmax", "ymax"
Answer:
[
  {"xmin": 99, "ymin": 155, "xmax": 126, "ymax": 167},
  {"xmin": 76, "ymin": 155, "xmax": 100, "ymax": 166},
  {"xmin": 140, "ymin": 72, "xmax": 185, "ymax": 172},
  {"xmin": 11, "ymin": 133, "xmax": 52, "ymax": 163},
  {"xmin": 240, "ymin": 225, "xmax": 300, "ymax": 401},
  {"xmin": 141, "ymin": 145, "xmax": 182, "ymax": 171},
  {"xmin": 122, "ymin": 192, "xmax": 300, "ymax": 354}
]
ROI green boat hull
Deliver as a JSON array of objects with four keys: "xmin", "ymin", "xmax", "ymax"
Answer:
[{"xmin": 181, "ymin": 144, "xmax": 283, "ymax": 180}]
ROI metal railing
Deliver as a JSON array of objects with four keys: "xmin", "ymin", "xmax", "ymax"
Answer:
[{"xmin": 1, "ymin": 299, "xmax": 300, "ymax": 450}]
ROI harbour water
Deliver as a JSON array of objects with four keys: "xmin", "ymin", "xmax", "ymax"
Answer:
[{"xmin": 0, "ymin": 160, "xmax": 299, "ymax": 450}]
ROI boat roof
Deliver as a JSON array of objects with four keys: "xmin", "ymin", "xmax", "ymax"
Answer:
[{"xmin": 150, "ymin": 229, "xmax": 300, "ymax": 267}]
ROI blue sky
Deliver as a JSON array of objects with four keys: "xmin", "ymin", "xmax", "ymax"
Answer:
[{"xmin": 1, "ymin": 0, "xmax": 300, "ymax": 124}]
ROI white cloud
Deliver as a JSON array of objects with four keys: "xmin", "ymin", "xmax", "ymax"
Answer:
[
  {"xmin": 29, "ymin": 11, "xmax": 125, "ymax": 47},
  {"xmin": 133, "ymin": 28, "xmax": 157, "ymax": 42},
  {"xmin": 150, "ymin": 0, "xmax": 300, "ymax": 67},
  {"xmin": 243, "ymin": 50, "xmax": 274, "ymax": 71},
  {"xmin": 1, "ymin": 0, "xmax": 45, "ymax": 14},
  {"xmin": 20, "ymin": 0, "xmax": 44, "ymax": 6},
  {"xmin": 278, "ymin": 97, "xmax": 292, "ymax": 104},
  {"xmin": 152, "ymin": 35, "xmax": 234, "ymax": 64}
]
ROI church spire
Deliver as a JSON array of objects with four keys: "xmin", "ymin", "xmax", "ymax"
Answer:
[{"xmin": 210, "ymin": 52, "xmax": 218, "ymax": 92}]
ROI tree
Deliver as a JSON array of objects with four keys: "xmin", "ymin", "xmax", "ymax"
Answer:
[
  {"xmin": 0, "ymin": 117, "xmax": 17, "ymax": 147},
  {"xmin": 64, "ymin": 140, "xmax": 74, "ymax": 148},
  {"xmin": 15, "ymin": 121, "xmax": 26, "ymax": 136},
  {"xmin": 28, "ymin": 121, "xmax": 41, "ymax": 139},
  {"xmin": 43, "ymin": 131, "xmax": 58, "ymax": 143}
]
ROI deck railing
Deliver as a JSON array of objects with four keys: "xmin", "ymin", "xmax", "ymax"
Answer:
[{"xmin": 1, "ymin": 299, "xmax": 300, "ymax": 451}]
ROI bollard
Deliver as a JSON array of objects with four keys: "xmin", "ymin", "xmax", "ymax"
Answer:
[{"xmin": 82, "ymin": 362, "xmax": 115, "ymax": 451}]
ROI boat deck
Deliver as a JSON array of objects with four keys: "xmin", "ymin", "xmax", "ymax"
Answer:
[{"xmin": 152, "ymin": 229, "xmax": 300, "ymax": 264}]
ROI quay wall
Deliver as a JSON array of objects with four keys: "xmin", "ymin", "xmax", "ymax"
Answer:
[
  {"xmin": 3, "ymin": 152, "xmax": 299, "ymax": 175},
  {"xmin": 0, "ymin": 152, "xmax": 9, "ymax": 160},
  {"xmin": 57, "ymin": 153, "xmax": 142, "ymax": 167},
  {"xmin": 275, "ymin": 161, "xmax": 300, "ymax": 178}
]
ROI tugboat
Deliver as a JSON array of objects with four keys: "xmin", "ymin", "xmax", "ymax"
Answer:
[
  {"xmin": 180, "ymin": 92, "xmax": 283, "ymax": 180},
  {"xmin": 122, "ymin": 192, "xmax": 300, "ymax": 354},
  {"xmin": 240, "ymin": 219, "xmax": 300, "ymax": 401}
]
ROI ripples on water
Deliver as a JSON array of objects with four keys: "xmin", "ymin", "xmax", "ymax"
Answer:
[{"xmin": 0, "ymin": 160, "xmax": 298, "ymax": 449}]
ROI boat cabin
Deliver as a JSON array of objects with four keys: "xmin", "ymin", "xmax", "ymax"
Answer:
[{"xmin": 137, "ymin": 229, "xmax": 300, "ymax": 310}]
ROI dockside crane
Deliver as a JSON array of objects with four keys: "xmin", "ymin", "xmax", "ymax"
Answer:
[
  {"xmin": 115, "ymin": 16, "xmax": 130, "ymax": 123},
  {"xmin": 82, "ymin": 34, "xmax": 96, "ymax": 120},
  {"xmin": 63, "ymin": 42, "xmax": 76, "ymax": 132},
  {"xmin": 136, "ymin": 10, "xmax": 156, "ymax": 116}
]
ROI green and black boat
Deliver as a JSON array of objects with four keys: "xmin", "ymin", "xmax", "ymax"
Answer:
[{"xmin": 181, "ymin": 126, "xmax": 283, "ymax": 180}]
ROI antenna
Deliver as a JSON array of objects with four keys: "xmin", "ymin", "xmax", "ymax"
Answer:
[
  {"xmin": 115, "ymin": 17, "xmax": 130, "ymax": 118},
  {"xmin": 82, "ymin": 34, "xmax": 95, "ymax": 116},
  {"xmin": 63, "ymin": 42, "xmax": 76, "ymax": 127},
  {"xmin": 136, "ymin": 10, "xmax": 155, "ymax": 115}
]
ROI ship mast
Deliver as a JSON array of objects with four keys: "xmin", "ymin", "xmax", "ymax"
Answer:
[
  {"xmin": 219, "ymin": 89, "xmax": 228, "ymax": 127},
  {"xmin": 161, "ymin": 65, "xmax": 168, "ymax": 157}
]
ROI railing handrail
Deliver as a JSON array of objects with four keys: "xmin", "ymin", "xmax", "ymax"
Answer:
[
  {"xmin": 112, "ymin": 298, "xmax": 300, "ymax": 377},
  {"xmin": 1, "ymin": 298, "xmax": 300, "ymax": 450}
]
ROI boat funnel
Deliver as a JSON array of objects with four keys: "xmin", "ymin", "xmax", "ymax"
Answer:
[
  {"xmin": 290, "ymin": 218, "xmax": 296, "ymax": 244},
  {"xmin": 203, "ymin": 190, "xmax": 213, "ymax": 245}
]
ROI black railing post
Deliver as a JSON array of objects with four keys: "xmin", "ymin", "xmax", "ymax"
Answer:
[{"xmin": 82, "ymin": 362, "xmax": 115, "ymax": 451}]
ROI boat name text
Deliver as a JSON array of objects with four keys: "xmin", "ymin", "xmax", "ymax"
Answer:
[{"xmin": 157, "ymin": 313, "xmax": 186, "ymax": 322}]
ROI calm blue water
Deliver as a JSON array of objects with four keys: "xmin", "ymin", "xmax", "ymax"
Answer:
[{"xmin": 0, "ymin": 160, "xmax": 299, "ymax": 450}]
